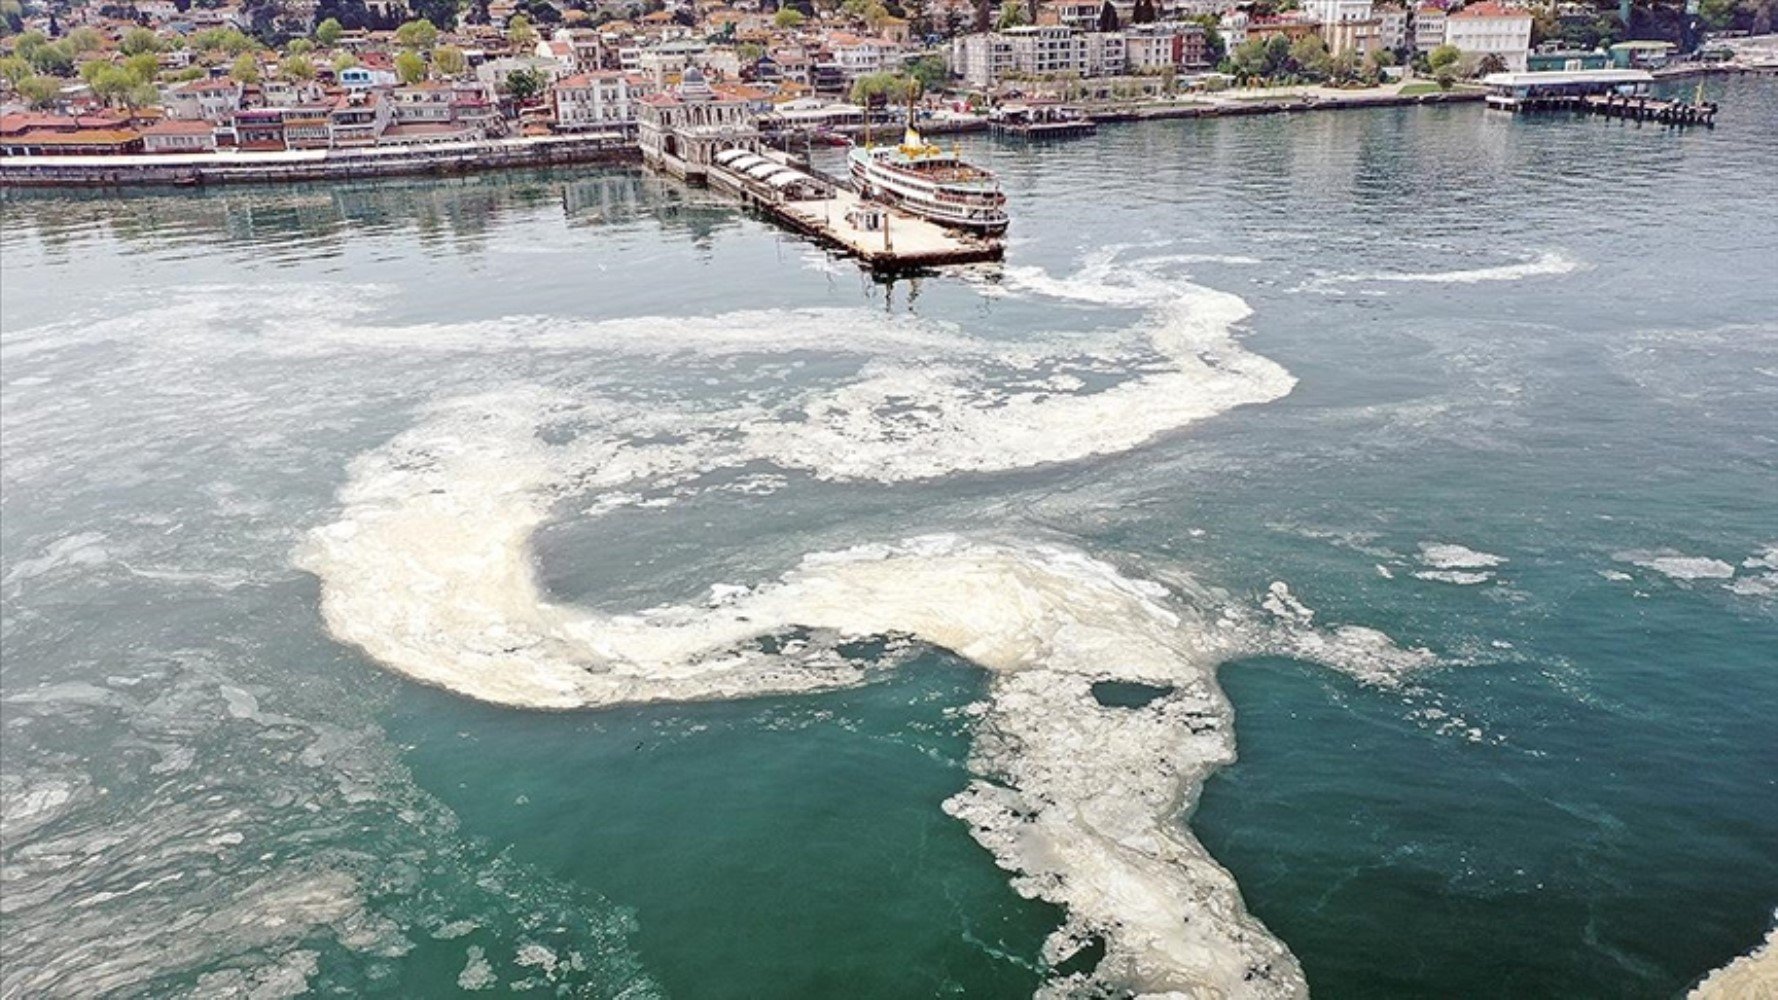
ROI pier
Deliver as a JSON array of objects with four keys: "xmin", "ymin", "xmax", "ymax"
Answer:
[
  {"xmin": 639, "ymin": 70, "xmax": 1002, "ymax": 274},
  {"xmin": 1482, "ymin": 68, "xmax": 1718, "ymax": 126},
  {"xmin": 703, "ymin": 147, "xmax": 1002, "ymax": 271}
]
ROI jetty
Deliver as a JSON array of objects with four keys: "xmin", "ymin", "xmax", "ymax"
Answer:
[
  {"xmin": 1481, "ymin": 69, "xmax": 1718, "ymax": 125},
  {"xmin": 638, "ymin": 68, "xmax": 1001, "ymax": 273}
]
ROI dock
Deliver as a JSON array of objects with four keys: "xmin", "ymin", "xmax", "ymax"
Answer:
[
  {"xmin": 702, "ymin": 148, "xmax": 1002, "ymax": 271},
  {"xmin": 1481, "ymin": 68, "xmax": 1718, "ymax": 126}
]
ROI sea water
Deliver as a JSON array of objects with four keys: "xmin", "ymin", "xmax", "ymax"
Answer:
[{"xmin": 2, "ymin": 75, "xmax": 1773, "ymax": 997}]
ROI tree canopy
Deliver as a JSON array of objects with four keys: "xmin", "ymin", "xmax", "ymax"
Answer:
[
  {"xmin": 433, "ymin": 44, "xmax": 467, "ymax": 76},
  {"xmin": 850, "ymin": 70, "xmax": 917, "ymax": 106},
  {"xmin": 314, "ymin": 17, "xmax": 343, "ymax": 44},
  {"xmin": 394, "ymin": 18, "xmax": 438, "ymax": 48},
  {"xmin": 772, "ymin": 6, "xmax": 805, "ymax": 27},
  {"xmin": 230, "ymin": 52, "xmax": 261, "ymax": 83},
  {"xmin": 394, "ymin": 48, "xmax": 426, "ymax": 83},
  {"xmin": 121, "ymin": 26, "xmax": 162, "ymax": 55}
]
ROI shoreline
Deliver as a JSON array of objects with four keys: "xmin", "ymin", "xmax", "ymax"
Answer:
[
  {"xmin": 4, "ymin": 65, "xmax": 1758, "ymax": 193},
  {"xmin": 0, "ymin": 133, "xmax": 638, "ymax": 190}
]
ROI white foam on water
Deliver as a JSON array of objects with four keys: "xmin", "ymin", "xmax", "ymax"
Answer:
[
  {"xmin": 1414, "ymin": 570, "xmax": 1496, "ymax": 586},
  {"xmin": 1311, "ymin": 251, "xmax": 1585, "ymax": 287},
  {"xmin": 1418, "ymin": 543, "xmax": 1508, "ymax": 571},
  {"xmin": 293, "ymin": 252, "xmax": 1441, "ymax": 996},
  {"xmin": 1616, "ymin": 551, "xmax": 1738, "ymax": 581}
]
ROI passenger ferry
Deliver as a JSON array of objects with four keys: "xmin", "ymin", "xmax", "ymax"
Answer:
[{"xmin": 848, "ymin": 124, "xmax": 1008, "ymax": 236}]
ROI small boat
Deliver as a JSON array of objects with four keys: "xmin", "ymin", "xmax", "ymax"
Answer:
[{"xmin": 989, "ymin": 102, "xmax": 1097, "ymax": 138}]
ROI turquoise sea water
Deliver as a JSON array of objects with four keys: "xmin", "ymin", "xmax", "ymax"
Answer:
[{"xmin": 2, "ymin": 76, "xmax": 1774, "ymax": 997}]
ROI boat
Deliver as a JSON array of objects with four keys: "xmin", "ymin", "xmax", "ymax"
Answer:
[
  {"xmin": 848, "ymin": 117, "xmax": 1008, "ymax": 236},
  {"xmin": 989, "ymin": 102, "xmax": 1097, "ymax": 138}
]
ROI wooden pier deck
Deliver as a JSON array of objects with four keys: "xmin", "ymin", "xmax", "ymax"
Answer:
[
  {"xmin": 771, "ymin": 187, "xmax": 1003, "ymax": 271},
  {"xmin": 700, "ymin": 152, "xmax": 1003, "ymax": 273}
]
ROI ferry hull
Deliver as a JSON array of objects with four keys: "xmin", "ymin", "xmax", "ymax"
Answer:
[{"xmin": 848, "ymin": 158, "xmax": 1009, "ymax": 237}]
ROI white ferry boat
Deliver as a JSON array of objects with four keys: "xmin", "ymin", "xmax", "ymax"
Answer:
[{"xmin": 848, "ymin": 125, "xmax": 1008, "ymax": 236}]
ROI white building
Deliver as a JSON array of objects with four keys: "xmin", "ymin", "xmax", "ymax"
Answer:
[
  {"xmin": 1443, "ymin": 1, "xmax": 1532, "ymax": 70},
  {"xmin": 552, "ymin": 71, "xmax": 650, "ymax": 131},
  {"xmin": 1375, "ymin": 3, "xmax": 1410, "ymax": 51},
  {"xmin": 161, "ymin": 78, "xmax": 243, "ymax": 122},
  {"xmin": 951, "ymin": 27, "xmax": 1127, "ymax": 87},
  {"xmin": 1302, "ymin": 0, "xmax": 1373, "ymax": 27},
  {"xmin": 1412, "ymin": 4, "xmax": 1447, "ymax": 52}
]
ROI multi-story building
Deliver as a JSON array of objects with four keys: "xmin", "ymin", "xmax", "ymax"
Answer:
[
  {"xmin": 1443, "ymin": 1, "xmax": 1531, "ymax": 70},
  {"xmin": 281, "ymin": 104, "xmax": 334, "ymax": 148},
  {"xmin": 1123, "ymin": 23, "xmax": 1211, "ymax": 71},
  {"xmin": 328, "ymin": 89, "xmax": 392, "ymax": 147},
  {"xmin": 1375, "ymin": 3, "xmax": 1410, "ymax": 51},
  {"xmin": 162, "ymin": 78, "xmax": 243, "ymax": 123},
  {"xmin": 1303, "ymin": 0, "xmax": 1383, "ymax": 55},
  {"xmin": 551, "ymin": 71, "xmax": 649, "ymax": 131},
  {"xmin": 953, "ymin": 33, "xmax": 1017, "ymax": 87},
  {"xmin": 140, "ymin": 119, "xmax": 217, "ymax": 154},
  {"xmin": 1412, "ymin": 4, "xmax": 1447, "ymax": 52},
  {"xmin": 637, "ymin": 67, "xmax": 758, "ymax": 182},
  {"xmin": 825, "ymin": 32, "xmax": 899, "ymax": 79}
]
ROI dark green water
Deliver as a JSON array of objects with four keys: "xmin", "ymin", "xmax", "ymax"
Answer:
[{"xmin": 2, "ymin": 75, "xmax": 1773, "ymax": 997}]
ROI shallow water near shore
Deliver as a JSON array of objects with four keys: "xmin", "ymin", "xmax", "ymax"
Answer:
[{"xmin": 2, "ymin": 75, "xmax": 1775, "ymax": 997}]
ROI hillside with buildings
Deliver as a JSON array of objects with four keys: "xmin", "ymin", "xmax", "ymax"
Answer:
[{"xmin": 1, "ymin": 0, "xmax": 1769, "ymax": 156}]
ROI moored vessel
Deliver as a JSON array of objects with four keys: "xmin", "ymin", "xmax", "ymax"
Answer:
[{"xmin": 848, "ymin": 122, "xmax": 1008, "ymax": 236}]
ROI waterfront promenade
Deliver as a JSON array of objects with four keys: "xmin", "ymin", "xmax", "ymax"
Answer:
[{"xmin": 0, "ymin": 133, "xmax": 637, "ymax": 188}]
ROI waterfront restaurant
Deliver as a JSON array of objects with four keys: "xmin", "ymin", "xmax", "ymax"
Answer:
[{"xmin": 1481, "ymin": 68, "xmax": 1653, "ymax": 112}]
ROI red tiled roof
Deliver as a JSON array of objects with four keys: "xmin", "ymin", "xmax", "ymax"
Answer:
[
  {"xmin": 142, "ymin": 119, "xmax": 215, "ymax": 135},
  {"xmin": 1450, "ymin": 1, "xmax": 1528, "ymax": 17}
]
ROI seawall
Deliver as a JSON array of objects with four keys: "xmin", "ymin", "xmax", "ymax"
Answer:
[{"xmin": 0, "ymin": 134, "xmax": 640, "ymax": 189}]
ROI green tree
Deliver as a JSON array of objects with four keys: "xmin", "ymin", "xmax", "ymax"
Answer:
[
  {"xmin": 120, "ymin": 26, "xmax": 162, "ymax": 55},
  {"xmin": 126, "ymin": 82, "xmax": 159, "ymax": 107},
  {"xmin": 1427, "ymin": 43, "xmax": 1460, "ymax": 72},
  {"xmin": 995, "ymin": 0, "xmax": 1026, "ymax": 28},
  {"xmin": 123, "ymin": 52, "xmax": 160, "ymax": 83},
  {"xmin": 394, "ymin": 18, "xmax": 438, "ymax": 48},
  {"xmin": 1230, "ymin": 36, "xmax": 1275, "ymax": 79},
  {"xmin": 0, "ymin": 54, "xmax": 31, "ymax": 84},
  {"xmin": 16, "ymin": 73, "xmax": 62, "ymax": 107},
  {"xmin": 773, "ymin": 6, "xmax": 805, "ymax": 27},
  {"xmin": 28, "ymin": 40, "xmax": 76, "ymax": 76},
  {"xmin": 314, "ymin": 17, "xmax": 343, "ymax": 45},
  {"xmin": 1434, "ymin": 65, "xmax": 1456, "ymax": 89},
  {"xmin": 1288, "ymin": 33, "xmax": 1331, "ymax": 78},
  {"xmin": 507, "ymin": 12, "xmax": 537, "ymax": 47},
  {"xmin": 230, "ymin": 52, "xmax": 261, "ymax": 83},
  {"xmin": 281, "ymin": 53, "xmax": 316, "ymax": 79},
  {"xmin": 1475, "ymin": 52, "xmax": 1506, "ymax": 76},
  {"xmin": 394, "ymin": 48, "xmax": 427, "ymax": 83},
  {"xmin": 14, "ymin": 29, "xmax": 46, "ymax": 59},
  {"xmin": 332, "ymin": 51, "xmax": 360, "ymax": 71},
  {"xmin": 87, "ymin": 64, "xmax": 135, "ymax": 103},
  {"xmin": 502, "ymin": 65, "xmax": 545, "ymax": 100},
  {"xmin": 65, "ymin": 26, "xmax": 105, "ymax": 53},
  {"xmin": 1697, "ymin": 0, "xmax": 1737, "ymax": 29},
  {"xmin": 433, "ymin": 44, "xmax": 466, "ymax": 76},
  {"xmin": 286, "ymin": 37, "xmax": 314, "ymax": 55},
  {"xmin": 850, "ymin": 69, "xmax": 915, "ymax": 105},
  {"xmin": 906, "ymin": 53, "xmax": 948, "ymax": 92}
]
